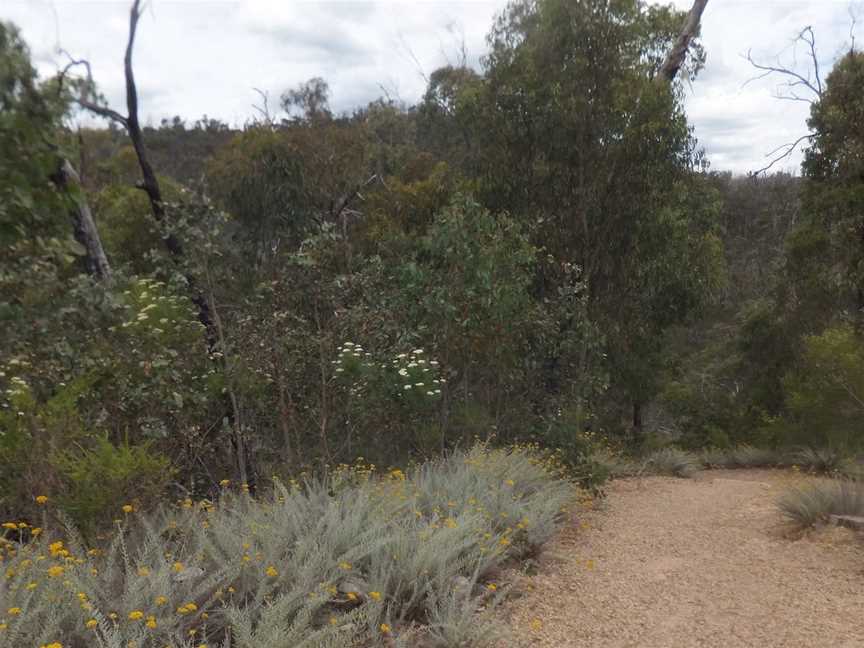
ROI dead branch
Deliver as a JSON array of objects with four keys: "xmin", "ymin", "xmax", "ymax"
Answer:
[
  {"xmin": 251, "ymin": 87, "xmax": 273, "ymax": 125},
  {"xmin": 745, "ymin": 27, "xmax": 824, "ymax": 103},
  {"xmin": 658, "ymin": 0, "xmax": 709, "ymax": 83},
  {"xmin": 331, "ymin": 174, "xmax": 378, "ymax": 223},
  {"xmin": 749, "ymin": 133, "xmax": 816, "ymax": 177}
]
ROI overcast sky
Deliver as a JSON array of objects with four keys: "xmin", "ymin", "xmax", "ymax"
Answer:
[{"xmin": 2, "ymin": 0, "xmax": 862, "ymax": 174}]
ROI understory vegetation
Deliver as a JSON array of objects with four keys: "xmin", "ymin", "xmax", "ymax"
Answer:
[{"xmin": 0, "ymin": 444, "xmax": 572, "ymax": 647}]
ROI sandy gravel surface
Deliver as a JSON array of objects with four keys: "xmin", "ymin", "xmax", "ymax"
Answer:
[{"xmin": 500, "ymin": 470, "xmax": 864, "ymax": 648}]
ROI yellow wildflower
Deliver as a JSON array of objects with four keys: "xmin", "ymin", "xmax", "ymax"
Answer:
[
  {"xmin": 369, "ymin": 591, "xmax": 382, "ymax": 601},
  {"xmin": 7, "ymin": 607, "xmax": 21, "ymax": 615},
  {"xmin": 35, "ymin": 495, "xmax": 48, "ymax": 505},
  {"xmin": 85, "ymin": 619, "xmax": 98, "ymax": 629},
  {"xmin": 128, "ymin": 610, "xmax": 144, "ymax": 620},
  {"xmin": 265, "ymin": 565, "xmax": 278, "ymax": 578},
  {"xmin": 380, "ymin": 623, "xmax": 391, "ymax": 634},
  {"xmin": 121, "ymin": 504, "xmax": 134, "ymax": 514}
]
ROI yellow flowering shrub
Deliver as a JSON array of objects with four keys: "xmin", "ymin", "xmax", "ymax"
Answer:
[{"xmin": 0, "ymin": 443, "xmax": 572, "ymax": 647}]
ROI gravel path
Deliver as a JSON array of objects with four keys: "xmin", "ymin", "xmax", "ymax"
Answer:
[{"xmin": 500, "ymin": 470, "xmax": 864, "ymax": 648}]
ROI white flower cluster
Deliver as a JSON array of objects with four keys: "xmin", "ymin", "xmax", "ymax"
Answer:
[
  {"xmin": 332, "ymin": 341, "xmax": 372, "ymax": 375},
  {"xmin": 115, "ymin": 278, "xmax": 185, "ymax": 334},
  {"xmin": 393, "ymin": 348, "xmax": 445, "ymax": 397}
]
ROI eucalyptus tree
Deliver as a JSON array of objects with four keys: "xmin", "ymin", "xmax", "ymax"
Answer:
[{"xmin": 421, "ymin": 0, "xmax": 720, "ymax": 435}]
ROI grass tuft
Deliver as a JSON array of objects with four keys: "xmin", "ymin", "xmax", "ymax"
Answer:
[
  {"xmin": 702, "ymin": 445, "xmax": 783, "ymax": 469},
  {"xmin": 642, "ymin": 447, "xmax": 701, "ymax": 478},
  {"xmin": 777, "ymin": 479, "xmax": 864, "ymax": 529}
]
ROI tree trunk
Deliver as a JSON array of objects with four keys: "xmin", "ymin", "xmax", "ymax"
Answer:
[
  {"xmin": 632, "ymin": 401, "xmax": 643, "ymax": 438},
  {"xmin": 55, "ymin": 158, "xmax": 112, "ymax": 281},
  {"xmin": 657, "ymin": 0, "xmax": 710, "ymax": 83}
]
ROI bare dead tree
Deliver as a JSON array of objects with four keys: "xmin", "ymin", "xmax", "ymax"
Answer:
[
  {"xmin": 745, "ymin": 26, "xmax": 827, "ymax": 176},
  {"xmin": 63, "ymin": 2, "xmax": 182, "ymax": 254},
  {"xmin": 657, "ymin": 0, "xmax": 710, "ymax": 83},
  {"xmin": 62, "ymin": 0, "xmax": 256, "ymax": 489}
]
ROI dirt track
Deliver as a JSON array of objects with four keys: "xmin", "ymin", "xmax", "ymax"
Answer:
[{"xmin": 501, "ymin": 470, "xmax": 864, "ymax": 648}]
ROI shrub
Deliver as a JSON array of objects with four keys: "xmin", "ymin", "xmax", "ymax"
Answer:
[
  {"xmin": 0, "ymin": 443, "xmax": 573, "ymax": 647},
  {"xmin": 777, "ymin": 478, "xmax": 864, "ymax": 528}
]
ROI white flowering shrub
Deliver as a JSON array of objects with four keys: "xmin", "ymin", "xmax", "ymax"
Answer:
[
  {"xmin": 332, "ymin": 342, "xmax": 445, "ymax": 404},
  {"xmin": 0, "ymin": 443, "xmax": 574, "ymax": 647},
  {"xmin": 328, "ymin": 341, "xmax": 450, "ymax": 456}
]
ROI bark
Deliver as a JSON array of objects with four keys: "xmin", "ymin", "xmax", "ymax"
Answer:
[
  {"xmin": 55, "ymin": 159, "xmax": 112, "ymax": 281},
  {"xmin": 632, "ymin": 401, "xmax": 643, "ymax": 437},
  {"xmin": 658, "ymin": 0, "xmax": 709, "ymax": 83}
]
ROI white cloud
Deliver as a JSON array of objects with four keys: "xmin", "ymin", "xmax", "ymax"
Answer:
[{"xmin": 2, "ymin": 0, "xmax": 861, "ymax": 174}]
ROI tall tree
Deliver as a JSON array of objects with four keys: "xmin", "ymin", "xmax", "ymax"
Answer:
[{"xmin": 426, "ymin": 0, "xmax": 719, "ymax": 435}]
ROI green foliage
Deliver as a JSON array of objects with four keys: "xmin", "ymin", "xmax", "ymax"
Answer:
[
  {"xmin": 780, "ymin": 324, "xmax": 864, "ymax": 450},
  {"xmin": 0, "ymin": 444, "xmax": 571, "ymax": 647}
]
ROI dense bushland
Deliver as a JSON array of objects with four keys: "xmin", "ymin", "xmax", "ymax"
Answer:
[{"xmin": 1, "ymin": 0, "xmax": 863, "ymax": 567}]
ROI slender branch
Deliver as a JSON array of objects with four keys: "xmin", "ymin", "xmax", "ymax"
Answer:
[
  {"xmin": 251, "ymin": 87, "xmax": 273, "ymax": 125},
  {"xmin": 749, "ymin": 133, "xmax": 816, "ymax": 177},
  {"xmin": 75, "ymin": 97, "xmax": 129, "ymax": 125},
  {"xmin": 801, "ymin": 26, "xmax": 823, "ymax": 96},
  {"xmin": 57, "ymin": 51, "xmax": 130, "ymax": 126}
]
